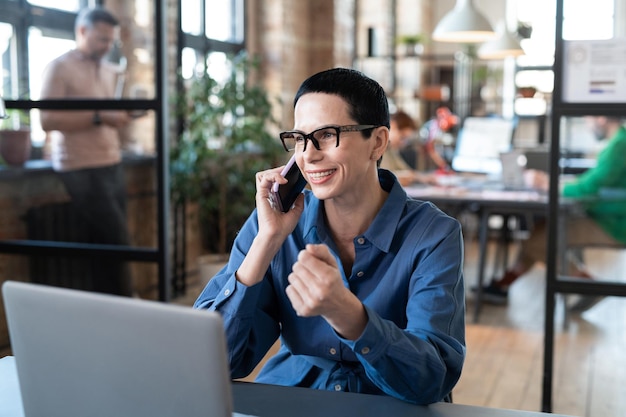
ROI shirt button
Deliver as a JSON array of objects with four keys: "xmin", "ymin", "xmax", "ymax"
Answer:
[
  {"xmin": 356, "ymin": 271, "xmax": 364, "ymax": 277},
  {"xmin": 361, "ymin": 347, "xmax": 370, "ymax": 354},
  {"xmin": 334, "ymin": 384, "xmax": 342, "ymax": 391},
  {"xmin": 224, "ymin": 289, "xmax": 231, "ymax": 296},
  {"xmin": 329, "ymin": 348, "xmax": 337, "ymax": 355},
  {"xmin": 357, "ymin": 237, "xmax": 365, "ymax": 244}
]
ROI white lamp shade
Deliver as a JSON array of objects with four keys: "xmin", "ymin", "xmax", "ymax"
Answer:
[
  {"xmin": 432, "ymin": 0, "xmax": 496, "ymax": 43},
  {"xmin": 478, "ymin": 21, "xmax": 524, "ymax": 59}
]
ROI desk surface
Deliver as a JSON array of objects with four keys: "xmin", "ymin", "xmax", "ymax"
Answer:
[
  {"xmin": 405, "ymin": 183, "xmax": 549, "ymax": 208},
  {"xmin": 0, "ymin": 356, "xmax": 574, "ymax": 417},
  {"xmin": 233, "ymin": 381, "xmax": 574, "ymax": 417}
]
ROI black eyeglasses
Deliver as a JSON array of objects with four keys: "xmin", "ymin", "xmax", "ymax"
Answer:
[{"xmin": 279, "ymin": 125, "xmax": 379, "ymax": 152}]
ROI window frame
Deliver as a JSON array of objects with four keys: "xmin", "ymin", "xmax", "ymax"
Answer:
[{"xmin": 178, "ymin": 0, "xmax": 245, "ymax": 75}]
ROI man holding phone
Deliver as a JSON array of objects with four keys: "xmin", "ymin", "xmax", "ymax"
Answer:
[
  {"xmin": 195, "ymin": 68, "xmax": 465, "ymax": 405},
  {"xmin": 39, "ymin": 7, "xmax": 137, "ymax": 296}
]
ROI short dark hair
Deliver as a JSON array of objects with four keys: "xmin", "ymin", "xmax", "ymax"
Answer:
[
  {"xmin": 294, "ymin": 68, "xmax": 391, "ymax": 137},
  {"xmin": 75, "ymin": 6, "xmax": 119, "ymax": 31},
  {"xmin": 391, "ymin": 110, "xmax": 418, "ymax": 130}
]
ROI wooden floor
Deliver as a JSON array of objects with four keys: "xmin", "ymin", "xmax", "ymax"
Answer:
[
  {"xmin": 456, "ymin": 239, "xmax": 626, "ymax": 417},
  {"xmin": 176, "ymin": 236, "xmax": 626, "ymax": 417}
]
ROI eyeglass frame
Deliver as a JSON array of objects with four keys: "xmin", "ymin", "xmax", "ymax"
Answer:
[{"xmin": 278, "ymin": 124, "xmax": 380, "ymax": 152}]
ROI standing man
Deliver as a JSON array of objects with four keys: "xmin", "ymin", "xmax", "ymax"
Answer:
[{"xmin": 40, "ymin": 7, "xmax": 134, "ymax": 296}]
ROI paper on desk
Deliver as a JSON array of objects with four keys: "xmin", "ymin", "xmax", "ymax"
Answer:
[
  {"xmin": 0, "ymin": 356, "xmax": 25, "ymax": 417},
  {"xmin": 404, "ymin": 185, "xmax": 469, "ymax": 198},
  {"xmin": 479, "ymin": 189, "xmax": 545, "ymax": 201}
]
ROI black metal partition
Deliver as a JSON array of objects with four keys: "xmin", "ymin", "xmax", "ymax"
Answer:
[{"xmin": 542, "ymin": 0, "xmax": 626, "ymax": 412}]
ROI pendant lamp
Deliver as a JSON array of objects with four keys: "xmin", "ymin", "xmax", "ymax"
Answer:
[
  {"xmin": 432, "ymin": 0, "xmax": 496, "ymax": 43},
  {"xmin": 478, "ymin": 21, "xmax": 524, "ymax": 59}
]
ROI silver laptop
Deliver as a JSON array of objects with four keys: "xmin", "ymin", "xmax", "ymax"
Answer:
[
  {"xmin": 499, "ymin": 150, "xmax": 527, "ymax": 190},
  {"xmin": 2, "ymin": 281, "xmax": 233, "ymax": 417}
]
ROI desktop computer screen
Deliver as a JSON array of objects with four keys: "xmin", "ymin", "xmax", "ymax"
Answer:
[{"xmin": 451, "ymin": 117, "xmax": 515, "ymax": 175}]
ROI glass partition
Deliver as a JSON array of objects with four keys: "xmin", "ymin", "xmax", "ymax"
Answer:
[
  {"xmin": 0, "ymin": 0, "xmax": 248, "ymax": 344},
  {"xmin": 555, "ymin": 114, "xmax": 626, "ymax": 287},
  {"xmin": 0, "ymin": 0, "xmax": 162, "ymax": 303}
]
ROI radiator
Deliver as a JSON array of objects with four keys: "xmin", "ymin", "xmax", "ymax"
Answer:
[{"xmin": 25, "ymin": 202, "xmax": 95, "ymax": 291}]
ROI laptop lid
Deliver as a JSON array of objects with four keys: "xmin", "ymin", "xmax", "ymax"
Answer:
[
  {"xmin": 524, "ymin": 149, "xmax": 550, "ymax": 172},
  {"xmin": 451, "ymin": 117, "xmax": 515, "ymax": 175},
  {"xmin": 499, "ymin": 150, "xmax": 527, "ymax": 190},
  {"xmin": 2, "ymin": 281, "xmax": 233, "ymax": 417}
]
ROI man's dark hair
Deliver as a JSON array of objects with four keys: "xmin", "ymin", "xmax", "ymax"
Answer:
[
  {"xmin": 75, "ymin": 6, "xmax": 119, "ymax": 31},
  {"xmin": 391, "ymin": 110, "xmax": 418, "ymax": 130},
  {"xmin": 294, "ymin": 68, "xmax": 391, "ymax": 135}
]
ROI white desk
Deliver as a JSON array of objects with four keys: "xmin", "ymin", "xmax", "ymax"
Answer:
[{"xmin": 0, "ymin": 357, "xmax": 23, "ymax": 417}]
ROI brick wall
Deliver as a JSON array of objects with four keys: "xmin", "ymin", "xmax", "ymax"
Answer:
[{"xmin": 249, "ymin": 0, "xmax": 355, "ymax": 131}]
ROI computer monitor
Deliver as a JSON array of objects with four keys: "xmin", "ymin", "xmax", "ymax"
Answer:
[{"xmin": 451, "ymin": 117, "xmax": 515, "ymax": 175}]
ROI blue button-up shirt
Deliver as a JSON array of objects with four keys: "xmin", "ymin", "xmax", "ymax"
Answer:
[{"xmin": 194, "ymin": 169, "xmax": 465, "ymax": 405}]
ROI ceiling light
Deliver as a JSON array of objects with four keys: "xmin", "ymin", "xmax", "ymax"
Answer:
[
  {"xmin": 432, "ymin": 0, "xmax": 496, "ymax": 43},
  {"xmin": 478, "ymin": 21, "xmax": 525, "ymax": 59}
]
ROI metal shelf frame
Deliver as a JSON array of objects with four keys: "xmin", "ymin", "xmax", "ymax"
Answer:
[{"xmin": 541, "ymin": 0, "xmax": 626, "ymax": 412}]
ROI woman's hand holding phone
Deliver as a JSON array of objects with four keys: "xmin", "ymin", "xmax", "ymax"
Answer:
[
  {"xmin": 253, "ymin": 156, "xmax": 306, "ymax": 242},
  {"xmin": 235, "ymin": 157, "xmax": 306, "ymax": 287},
  {"xmin": 236, "ymin": 162, "xmax": 305, "ymax": 287},
  {"xmin": 269, "ymin": 154, "xmax": 308, "ymax": 212}
]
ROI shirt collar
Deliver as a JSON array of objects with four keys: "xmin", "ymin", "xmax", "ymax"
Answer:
[{"xmin": 301, "ymin": 169, "xmax": 407, "ymax": 253}]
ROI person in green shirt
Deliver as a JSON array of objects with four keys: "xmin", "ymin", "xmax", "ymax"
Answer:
[{"xmin": 480, "ymin": 116, "xmax": 626, "ymax": 311}]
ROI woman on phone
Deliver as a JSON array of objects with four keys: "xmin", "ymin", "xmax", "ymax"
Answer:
[{"xmin": 194, "ymin": 68, "xmax": 465, "ymax": 405}]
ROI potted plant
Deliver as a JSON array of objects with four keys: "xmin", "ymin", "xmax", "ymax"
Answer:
[
  {"xmin": 170, "ymin": 53, "xmax": 284, "ymax": 255},
  {"xmin": 0, "ymin": 109, "xmax": 31, "ymax": 166},
  {"xmin": 396, "ymin": 34, "xmax": 426, "ymax": 56}
]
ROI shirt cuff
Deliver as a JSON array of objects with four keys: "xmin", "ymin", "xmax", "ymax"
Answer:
[
  {"xmin": 337, "ymin": 305, "xmax": 388, "ymax": 361},
  {"xmin": 211, "ymin": 273, "xmax": 264, "ymax": 317}
]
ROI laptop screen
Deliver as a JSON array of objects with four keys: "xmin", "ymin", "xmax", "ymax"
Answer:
[
  {"xmin": 451, "ymin": 117, "xmax": 515, "ymax": 175},
  {"xmin": 2, "ymin": 281, "xmax": 233, "ymax": 417}
]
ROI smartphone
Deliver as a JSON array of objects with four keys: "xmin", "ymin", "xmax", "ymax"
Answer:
[
  {"xmin": 129, "ymin": 85, "xmax": 149, "ymax": 118},
  {"xmin": 269, "ymin": 154, "xmax": 307, "ymax": 212}
]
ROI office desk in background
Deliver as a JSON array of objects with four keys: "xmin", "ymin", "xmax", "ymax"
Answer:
[
  {"xmin": 0, "ymin": 356, "xmax": 576, "ymax": 417},
  {"xmin": 404, "ymin": 184, "xmax": 578, "ymax": 323}
]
